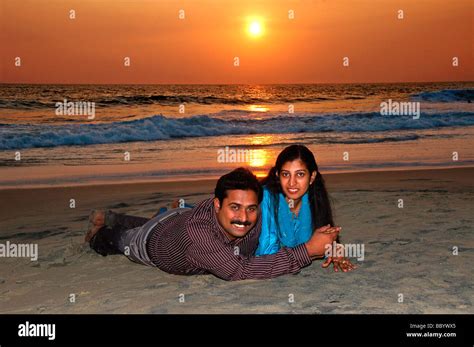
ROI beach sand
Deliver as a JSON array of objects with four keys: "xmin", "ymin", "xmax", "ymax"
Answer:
[{"xmin": 0, "ymin": 167, "xmax": 473, "ymax": 314}]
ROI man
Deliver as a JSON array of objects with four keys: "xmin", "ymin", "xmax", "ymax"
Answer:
[{"xmin": 86, "ymin": 168, "xmax": 340, "ymax": 281}]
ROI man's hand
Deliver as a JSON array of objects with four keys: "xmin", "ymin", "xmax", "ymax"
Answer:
[{"xmin": 304, "ymin": 224, "xmax": 341, "ymax": 259}]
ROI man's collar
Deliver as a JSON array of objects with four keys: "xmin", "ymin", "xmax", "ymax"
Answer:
[{"xmin": 211, "ymin": 204, "xmax": 235, "ymax": 244}]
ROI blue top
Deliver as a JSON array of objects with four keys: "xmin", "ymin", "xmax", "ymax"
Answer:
[{"xmin": 256, "ymin": 186, "xmax": 313, "ymax": 256}]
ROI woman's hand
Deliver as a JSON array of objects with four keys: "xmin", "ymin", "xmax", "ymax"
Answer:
[
  {"xmin": 322, "ymin": 252, "xmax": 357, "ymax": 272},
  {"xmin": 315, "ymin": 224, "xmax": 341, "ymax": 236}
]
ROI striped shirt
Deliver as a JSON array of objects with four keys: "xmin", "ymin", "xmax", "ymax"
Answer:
[{"xmin": 146, "ymin": 198, "xmax": 312, "ymax": 281}]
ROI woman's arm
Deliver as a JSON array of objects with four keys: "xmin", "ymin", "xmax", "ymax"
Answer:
[{"xmin": 255, "ymin": 189, "xmax": 281, "ymax": 256}]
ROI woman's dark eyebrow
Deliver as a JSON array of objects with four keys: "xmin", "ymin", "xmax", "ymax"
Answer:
[{"xmin": 281, "ymin": 169, "xmax": 307, "ymax": 173}]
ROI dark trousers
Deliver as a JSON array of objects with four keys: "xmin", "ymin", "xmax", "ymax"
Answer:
[{"xmin": 89, "ymin": 212, "xmax": 150, "ymax": 256}]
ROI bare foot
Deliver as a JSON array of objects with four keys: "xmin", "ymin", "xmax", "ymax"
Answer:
[
  {"xmin": 84, "ymin": 225, "xmax": 103, "ymax": 243},
  {"xmin": 85, "ymin": 210, "xmax": 105, "ymax": 242}
]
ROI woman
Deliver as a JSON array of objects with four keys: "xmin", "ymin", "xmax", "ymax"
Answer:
[{"xmin": 257, "ymin": 144, "xmax": 355, "ymax": 272}]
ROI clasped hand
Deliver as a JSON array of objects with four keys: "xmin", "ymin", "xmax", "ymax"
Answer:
[{"xmin": 305, "ymin": 224, "xmax": 357, "ymax": 272}]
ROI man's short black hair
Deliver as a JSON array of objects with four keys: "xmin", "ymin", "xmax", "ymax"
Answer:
[{"xmin": 214, "ymin": 167, "xmax": 263, "ymax": 205}]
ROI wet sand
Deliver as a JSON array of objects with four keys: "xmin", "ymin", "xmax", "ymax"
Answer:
[{"xmin": 0, "ymin": 167, "xmax": 473, "ymax": 313}]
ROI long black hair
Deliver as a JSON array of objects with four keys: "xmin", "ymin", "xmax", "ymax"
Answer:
[{"xmin": 261, "ymin": 145, "xmax": 334, "ymax": 232}]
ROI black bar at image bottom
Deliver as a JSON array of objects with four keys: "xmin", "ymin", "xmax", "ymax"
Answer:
[{"xmin": 0, "ymin": 314, "xmax": 473, "ymax": 345}]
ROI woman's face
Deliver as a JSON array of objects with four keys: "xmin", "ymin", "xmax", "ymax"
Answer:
[{"xmin": 278, "ymin": 159, "xmax": 316, "ymax": 201}]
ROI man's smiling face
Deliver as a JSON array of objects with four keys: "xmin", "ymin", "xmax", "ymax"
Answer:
[{"xmin": 214, "ymin": 189, "xmax": 259, "ymax": 240}]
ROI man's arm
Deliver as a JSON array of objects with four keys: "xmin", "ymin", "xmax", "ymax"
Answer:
[
  {"xmin": 305, "ymin": 224, "xmax": 342, "ymax": 260},
  {"xmin": 186, "ymin": 220, "xmax": 312, "ymax": 281}
]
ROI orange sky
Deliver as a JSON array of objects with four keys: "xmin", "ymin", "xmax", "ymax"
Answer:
[{"xmin": 1, "ymin": 0, "xmax": 473, "ymax": 84}]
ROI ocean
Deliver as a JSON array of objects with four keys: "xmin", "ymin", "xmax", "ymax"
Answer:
[{"xmin": 0, "ymin": 82, "xmax": 473, "ymax": 187}]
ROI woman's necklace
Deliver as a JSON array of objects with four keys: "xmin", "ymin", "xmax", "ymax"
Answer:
[{"xmin": 287, "ymin": 197, "xmax": 302, "ymax": 218}]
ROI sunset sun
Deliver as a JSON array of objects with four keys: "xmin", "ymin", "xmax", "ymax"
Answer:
[{"xmin": 247, "ymin": 20, "xmax": 264, "ymax": 38}]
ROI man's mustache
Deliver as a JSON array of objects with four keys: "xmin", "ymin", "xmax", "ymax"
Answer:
[{"xmin": 230, "ymin": 220, "xmax": 251, "ymax": 226}]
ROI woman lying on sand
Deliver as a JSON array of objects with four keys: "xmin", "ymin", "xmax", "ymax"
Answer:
[{"xmin": 257, "ymin": 145, "xmax": 356, "ymax": 272}]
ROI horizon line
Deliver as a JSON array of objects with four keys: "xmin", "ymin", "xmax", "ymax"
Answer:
[{"xmin": 1, "ymin": 80, "xmax": 473, "ymax": 86}]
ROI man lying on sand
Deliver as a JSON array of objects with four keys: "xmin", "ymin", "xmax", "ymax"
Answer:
[{"xmin": 85, "ymin": 168, "xmax": 348, "ymax": 281}]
